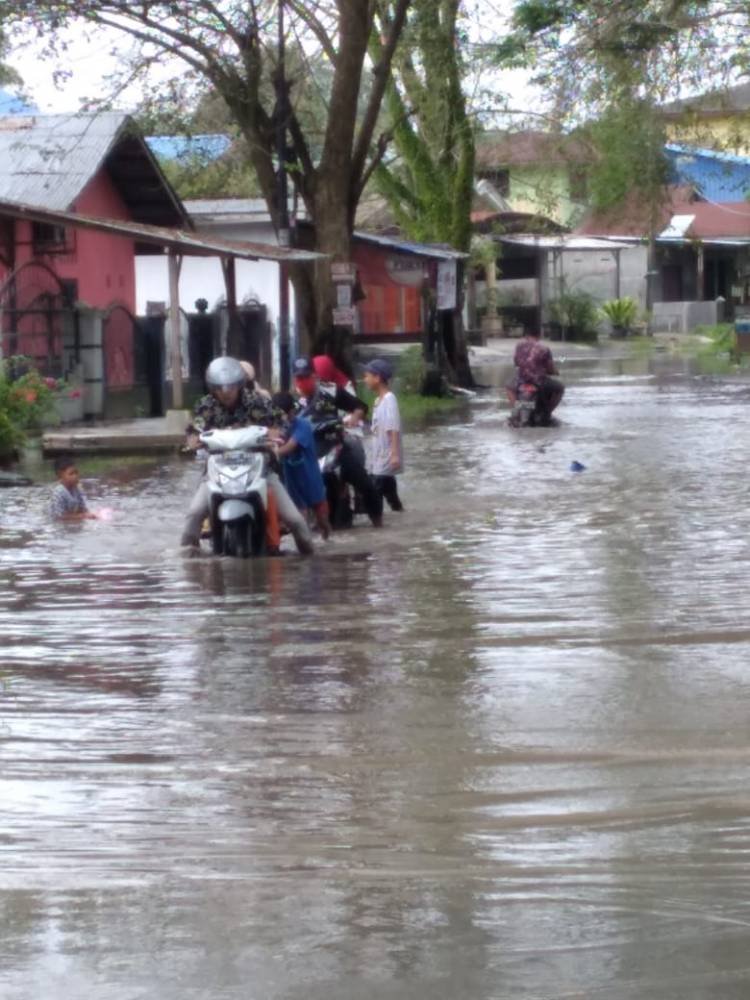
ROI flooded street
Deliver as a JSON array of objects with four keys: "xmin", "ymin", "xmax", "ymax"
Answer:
[{"xmin": 3, "ymin": 359, "xmax": 750, "ymax": 999}]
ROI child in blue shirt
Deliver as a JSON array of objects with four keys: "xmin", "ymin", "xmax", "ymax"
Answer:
[{"xmin": 271, "ymin": 392, "xmax": 331, "ymax": 539}]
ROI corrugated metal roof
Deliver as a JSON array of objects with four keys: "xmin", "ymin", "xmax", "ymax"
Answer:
[
  {"xmin": 0, "ymin": 112, "xmax": 133, "ymax": 210},
  {"xmin": 660, "ymin": 214, "xmax": 695, "ymax": 238},
  {"xmin": 353, "ymin": 230, "xmax": 467, "ymax": 260},
  {"xmin": 499, "ymin": 235, "xmax": 634, "ymax": 251},
  {"xmin": 666, "ymin": 144, "xmax": 750, "ymax": 201},
  {"xmin": 0, "ymin": 196, "xmax": 323, "ymax": 262}
]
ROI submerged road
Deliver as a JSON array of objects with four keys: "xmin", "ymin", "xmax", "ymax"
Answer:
[{"xmin": 2, "ymin": 358, "xmax": 750, "ymax": 999}]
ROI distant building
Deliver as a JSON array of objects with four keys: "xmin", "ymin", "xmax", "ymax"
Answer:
[
  {"xmin": 475, "ymin": 130, "xmax": 590, "ymax": 229},
  {"xmin": 661, "ymin": 82, "xmax": 750, "ymax": 155}
]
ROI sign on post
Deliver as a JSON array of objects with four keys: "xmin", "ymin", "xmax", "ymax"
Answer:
[
  {"xmin": 333, "ymin": 306, "xmax": 357, "ymax": 327},
  {"xmin": 331, "ymin": 261, "xmax": 357, "ymax": 284},
  {"xmin": 437, "ymin": 260, "xmax": 457, "ymax": 311}
]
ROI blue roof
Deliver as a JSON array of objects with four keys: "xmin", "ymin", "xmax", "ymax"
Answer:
[
  {"xmin": 145, "ymin": 134, "xmax": 231, "ymax": 163},
  {"xmin": 0, "ymin": 88, "xmax": 37, "ymax": 115},
  {"xmin": 666, "ymin": 143, "xmax": 750, "ymax": 201}
]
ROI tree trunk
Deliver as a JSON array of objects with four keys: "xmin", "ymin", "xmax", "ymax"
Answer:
[{"xmin": 307, "ymin": 185, "xmax": 355, "ymax": 370}]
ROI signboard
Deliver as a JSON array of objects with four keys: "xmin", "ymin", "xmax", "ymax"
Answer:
[
  {"xmin": 331, "ymin": 261, "xmax": 357, "ymax": 283},
  {"xmin": 333, "ymin": 306, "xmax": 357, "ymax": 326},
  {"xmin": 437, "ymin": 260, "xmax": 457, "ymax": 310},
  {"xmin": 385, "ymin": 255, "xmax": 426, "ymax": 288},
  {"xmin": 336, "ymin": 284, "xmax": 352, "ymax": 307}
]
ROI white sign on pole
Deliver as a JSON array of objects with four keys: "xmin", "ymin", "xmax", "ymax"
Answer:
[
  {"xmin": 331, "ymin": 261, "xmax": 357, "ymax": 284},
  {"xmin": 437, "ymin": 260, "xmax": 457, "ymax": 310},
  {"xmin": 336, "ymin": 284, "xmax": 352, "ymax": 307},
  {"xmin": 332, "ymin": 306, "xmax": 357, "ymax": 326}
]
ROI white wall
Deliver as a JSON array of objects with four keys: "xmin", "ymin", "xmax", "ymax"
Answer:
[
  {"xmin": 135, "ymin": 220, "xmax": 292, "ymax": 387},
  {"xmin": 541, "ymin": 245, "xmax": 648, "ymax": 317}
]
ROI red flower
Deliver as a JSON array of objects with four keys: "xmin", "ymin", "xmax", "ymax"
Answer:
[
  {"xmin": 69, "ymin": 389, "xmax": 82, "ymax": 399},
  {"xmin": 44, "ymin": 377, "xmax": 56, "ymax": 389},
  {"xmin": 24, "ymin": 390, "xmax": 37, "ymax": 404}
]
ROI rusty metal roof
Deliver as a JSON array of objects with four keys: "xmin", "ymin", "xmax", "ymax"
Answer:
[
  {"xmin": 353, "ymin": 230, "xmax": 468, "ymax": 260},
  {"xmin": 0, "ymin": 196, "xmax": 324, "ymax": 263},
  {"xmin": 0, "ymin": 112, "xmax": 186, "ymax": 227}
]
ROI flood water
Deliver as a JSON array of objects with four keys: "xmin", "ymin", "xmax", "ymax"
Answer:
[{"xmin": 3, "ymin": 358, "xmax": 750, "ymax": 999}]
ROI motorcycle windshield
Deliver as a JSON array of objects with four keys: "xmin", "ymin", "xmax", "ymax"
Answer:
[{"xmin": 201, "ymin": 426, "xmax": 268, "ymax": 452}]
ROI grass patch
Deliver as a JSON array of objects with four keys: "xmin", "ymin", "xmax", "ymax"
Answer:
[{"xmin": 357, "ymin": 346, "xmax": 464, "ymax": 426}]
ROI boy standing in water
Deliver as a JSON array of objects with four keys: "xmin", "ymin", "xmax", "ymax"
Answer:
[
  {"xmin": 270, "ymin": 391, "xmax": 331, "ymax": 539},
  {"xmin": 50, "ymin": 456, "xmax": 97, "ymax": 521},
  {"xmin": 362, "ymin": 359, "xmax": 404, "ymax": 512}
]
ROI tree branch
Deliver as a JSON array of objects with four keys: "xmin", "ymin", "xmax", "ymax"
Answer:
[{"xmin": 351, "ymin": 0, "xmax": 411, "ymax": 189}]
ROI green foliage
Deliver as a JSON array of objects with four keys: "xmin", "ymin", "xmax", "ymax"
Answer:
[
  {"xmin": 694, "ymin": 322, "xmax": 737, "ymax": 355},
  {"xmin": 0, "ymin": 358, "xmax": 55, "ymax": 458},
  {"xmin": 158, "ymin": 149, "xmax": 260, "ymax": 200},
  {"xmin": 582, "ymin": 100, "xmax": 669, "ymax": 214},
  {"xmin": 548, "ymin": 291, "xmax": 599, "ymax": 341},
  {"xmin": 373, "ymin": 0, "xmax": 475, "ymax": 252},
  {"xmin": 394, "ymin": 345, "xmax": 428, "ymax": 396},
  {"xmin": 599, "ymin": 297, "xmax": 639, "ymax": 331}
]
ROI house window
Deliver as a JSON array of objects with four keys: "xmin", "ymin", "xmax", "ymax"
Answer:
[
  {"xmin": 479, "ymin": 168, "xmax": 510, "ymax": 197},
  {"xmin": 59, "ymin": 279, "xmax": 78, "ymax": 306},
  {"xmin": 568, "ymin": 166, "xmax": 588, "ymax": 202},
  {"xmin": 32, "ymin": 221, "xmax": 69, "ymax": 254}
]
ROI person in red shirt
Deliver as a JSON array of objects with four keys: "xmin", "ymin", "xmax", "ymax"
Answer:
[{"xmin": 506, "ymin": 329, "xmax": 564, "ymax": 415}]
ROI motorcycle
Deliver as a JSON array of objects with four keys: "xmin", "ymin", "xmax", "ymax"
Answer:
[
  {"xmin": 201, "ymin": 425, "xmax": 271, "ymax": 557},
  {"xmin": 509, "ymin": 381, "xmax": 555, "ymax": 428},
  {"xmin": 312, "ymin": 417, "xmax": 370, "ymax": 529}
]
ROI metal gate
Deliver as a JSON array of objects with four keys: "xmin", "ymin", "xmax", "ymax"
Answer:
[{"xmin": 0, "ymin": 261, "xmax": 77, "ymax": 376}]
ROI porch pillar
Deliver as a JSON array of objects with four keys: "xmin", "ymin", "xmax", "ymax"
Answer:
[
  {"xmin": 221, "ymin": 255, "xmax": 238, "ymax": 356},
  {"xmin": 613, "ymin": 249, "xmax": 621, "ymax": 300},
  {"xmin": 168, "ymin": 251, "xmax": 184, "ymax": 410},
  {"xmin": 696, "ymin": 244, "xmax": 705, "ymax": 300}
]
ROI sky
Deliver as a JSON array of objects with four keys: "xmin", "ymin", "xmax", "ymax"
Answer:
[{"xmin": 4, "ymin": 9, "xmax": 544, "ymax": 126}]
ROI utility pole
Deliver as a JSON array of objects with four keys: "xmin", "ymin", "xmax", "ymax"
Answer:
[{"xmin": 275, "ymin": 0, "xmax": 291, "ymax": 390}]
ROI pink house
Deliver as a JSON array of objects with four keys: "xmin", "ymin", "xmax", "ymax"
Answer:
[{"xmin": 0, "ymin": 112, "xmax": 186, "ymax": 382}]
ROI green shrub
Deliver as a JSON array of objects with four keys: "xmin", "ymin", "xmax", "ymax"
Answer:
[
  {"xmin": 548, "ymin": 291, "xmax": 599, "ymax": 342},
  {"xmin": 599, "ymin": 297, "xmax": 639, "ymax": 333},
  {"xmin": 0, "ymin": 357, "xmax": 55, "ymax": 459}
]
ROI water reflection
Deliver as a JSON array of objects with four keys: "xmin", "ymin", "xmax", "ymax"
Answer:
[{"xmin": 3, "ymin": 358, "xmax": 750, "ymax": 998}]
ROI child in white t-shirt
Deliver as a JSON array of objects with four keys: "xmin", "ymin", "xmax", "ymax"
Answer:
[{"xmin": 363, "ymin": 359, "xmax": 404, "ymax": 512}]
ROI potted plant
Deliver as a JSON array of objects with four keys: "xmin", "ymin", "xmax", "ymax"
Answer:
[
  {"xmin": 43, "ymin": 375, "xmax": 84, "ymax": 424},
  {"xmin": 548, "ymin": 290, "xmax": 599, "ymax": 342},
  {"xmin": 599, "ymin": 297, "xmax": 639, "ymax": 338},
  {"xmin": 0, "ymin": 357, "xmax": 56, "ymax": 466}
]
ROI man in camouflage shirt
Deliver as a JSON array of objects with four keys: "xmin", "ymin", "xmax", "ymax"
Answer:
[{"xmin": 181, "ymin": 358, "xmax": 313, "ymax": 554}]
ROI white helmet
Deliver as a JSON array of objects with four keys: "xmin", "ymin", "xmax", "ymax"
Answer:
[{"xmin": 205, "ymin": 356, "xmax": 244, "ymax": 390}]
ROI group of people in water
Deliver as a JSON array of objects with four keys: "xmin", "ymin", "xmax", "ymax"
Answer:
[
  {"xmin": 49, "ymin": 330, "xmax": 563, "ymax": 542},
  {"xmin": 179, "ymin": 352, "xmax": 404, "ymax": 555}
]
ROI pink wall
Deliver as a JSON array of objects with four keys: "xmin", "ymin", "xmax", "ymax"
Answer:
[{"xmin": 8, "ymin": 169, "xmax": 136, "ymax": 313}]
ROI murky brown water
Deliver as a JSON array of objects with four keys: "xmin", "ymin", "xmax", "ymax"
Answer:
[{"xmin": 3, "ymin": 360, "xmax": 750, "ymax": 999}]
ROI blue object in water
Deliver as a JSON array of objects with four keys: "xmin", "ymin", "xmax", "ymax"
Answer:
[{"xmin": 570, "ymin": 461, "xmax": 586, "ymax": 472}]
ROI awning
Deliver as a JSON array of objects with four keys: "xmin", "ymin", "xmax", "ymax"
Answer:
[{"xmin": 0, "ymin": 196, "xmax": 323, "ymax": 263}]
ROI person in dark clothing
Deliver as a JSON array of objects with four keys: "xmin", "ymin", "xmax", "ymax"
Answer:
[{"xmin": 292, "ymin": 357, "xmax": 383, "ymax": 527}]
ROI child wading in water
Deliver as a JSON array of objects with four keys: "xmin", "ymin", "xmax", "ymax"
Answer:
[
  {"xmin": 363, "ymin": 359, "xmax": 404, "ymax": 511},
  {"xmin": 50, "ymin": 456, "xmax": 98, "ymax": 521},
  {"xmin": 271, "ymin": 391, "xmax": 332, "ymax": 539}
]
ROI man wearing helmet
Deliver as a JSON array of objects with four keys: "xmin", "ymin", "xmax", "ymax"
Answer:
[{"xmin": 181, "ymin": 356, "xmax": 314, "ymax": 554}]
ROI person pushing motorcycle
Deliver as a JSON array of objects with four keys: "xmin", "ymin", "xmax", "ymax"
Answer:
[
  {"xmin": 506, "ymin": 329, "xmax": 564, "ymax": 416},
  {"xmin": 180, "ymin": 356, "xmax": 314, "ymax": 554},
  {"xmin": 292, "ymin": 356, "xmax": 383, "ymax": 527}
]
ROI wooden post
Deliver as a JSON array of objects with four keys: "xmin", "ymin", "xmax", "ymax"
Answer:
[
  {"xmin": 168, "ymin": 252, "xmax": 183, "ymax": 409},
  {"xmin": 696, "ymin": 244, "xmax": 705, "ymax": 300},
  {"xmin": 220, "ymin": 255, "xmax": 240, "ymax": 358}
]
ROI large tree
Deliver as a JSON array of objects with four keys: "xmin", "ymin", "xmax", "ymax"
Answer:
[
  {"xmin": 6, "ymin": 1, "xmax": 411, "ymax": 348},
  {"xmin": 372, "ymin": 0, "xmax": 474, "ymax": 385}
]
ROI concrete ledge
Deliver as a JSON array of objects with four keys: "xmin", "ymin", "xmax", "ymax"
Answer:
[{"xmin": 42, "ymin": 418, "xmax": 185, "ymax": 456}]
